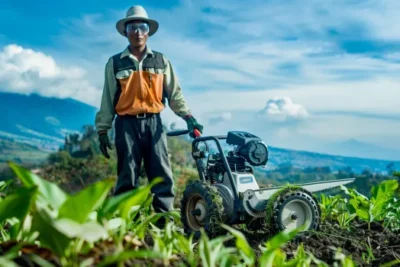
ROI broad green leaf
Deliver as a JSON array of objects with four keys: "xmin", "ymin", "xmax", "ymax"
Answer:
[
  {"xmin": 172, "ymin": 232, "xmax": 196, "ymax": 267},
  {"xmin": 219, "ymin": 251, "xmax": 237, "ymax": 267},
  {"xmin": 0, "ymin": 186, "xmax": 37, "ymax": 234},
  {"xmin": 135, "ymin": 210, "xmax": 180, "ymax": 238},
  {"xmin": 265, "ymin": 227, "xmax": 303, "ymax": 250},
  {"xmin": 0, "ymin": 257, "xmax": 18, "ymax": 267},
  {"xmin": 199, "ymin": 230, "xmax": 212, "ymax": 267},
  {"xmin": 259, "ymin": 249, "xmax": 279, "ymax": 267},
  {"xmin": 8, "ymin": 162, "xmax": 68, "ymax": 211},
  {"xmin": 58, "ymin": 178, "xmax": 115, "ymax": 223},
  {"xmin": 7, "ymin": 218, "xmax": 21, "ymax": 240},
  {"xmin": 341, "ymin": 256, "xmax": 356, "ymax": 267},
  {"xmin": 371, "ymin": 180, "xmax": 398, "ymax": 202},
  {"xmin": 347, "ymin": 199, "xmax": 359, "ymax": 214},
  {"xmin": 271, "ymin": 249, "xmax": 287, "ymax": 266},
  {"xmin": 135, "ymin": 212, "xmax": 165, "ymax": 239},
  {"xmin": 221, "ymin": 224, "xmax": 255, "ymax": 263},
  {"xmin": 30, "ymin": 254, "xmax": 57, "ymax": 267},
  {"xmin": 106, "ymin": 218, "xmax": 123, "ymax": 231},
  {"xmin": 356, "ymin": 208, "xmax": 369, "ymax": 221},
  {"xmin": 0, "ymin": 181, "xmax": 9, "ymax": 192},
  {"xmin": 98, "ymin": 177, "xmax": 163, "ymax": 220},
  {"xmin": 31, "ymin": 208, "xmax": 72, "ymax": 257},
  {"xmin": 371, "ymin": 180, "xmax": 398, "ymax": 218},
  {"xmin": 54, "ymin": 219, "xmax": 108, "ymax": 243},
  {"xmin": 216, "ymin": 247, "xmax": 238, "ymax": 266}
]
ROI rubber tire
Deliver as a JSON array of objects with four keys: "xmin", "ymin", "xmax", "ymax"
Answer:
[
  {"xmin": 270, "ymin": 188, "xmax": 320, "ymax": 235},
  {"xmin": 180, "ymin": 180, "xmax": 226, "ymax": 239}
]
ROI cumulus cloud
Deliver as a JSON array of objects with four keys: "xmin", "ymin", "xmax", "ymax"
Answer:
[
  {"xmin": 0, "ymin": 44, "xmax": 100, "ymax": 107},
  {"xmin": 257, "ymin": 97, "xmax": 309, "ymax": 122},
  {"xmin": 207, "ymin": 112, "xmax": 232, "ymax": 125},
  {"xmin": 1, "ymin": 0, "xmax": 398, "ymax": 152}
]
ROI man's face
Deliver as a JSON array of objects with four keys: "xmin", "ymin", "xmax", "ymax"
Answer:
[{"xmin": 125, "ymin": 20, "xmax": 149, "ymax": 48}]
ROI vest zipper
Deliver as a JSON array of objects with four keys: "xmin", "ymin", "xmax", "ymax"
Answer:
[{"xmin": 148, "ymin": 74, "xmax": 152, "ymax": 88}]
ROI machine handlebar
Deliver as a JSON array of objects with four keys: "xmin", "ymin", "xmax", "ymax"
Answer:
[{"xmin": 167, "ymin": 129, "xmax": 201, "ymax": 138}]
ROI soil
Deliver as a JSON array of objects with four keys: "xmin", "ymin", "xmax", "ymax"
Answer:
[
  {"xmin": 1, "ymin": 221, "xmax": 399, "ymax": 266},
  {"xmin": 242, "ymin": 220, "xmax": 400, "ymax": 267}
]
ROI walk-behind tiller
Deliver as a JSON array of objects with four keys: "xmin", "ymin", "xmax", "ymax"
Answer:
[{"xmin": 167, "ymin": 129, "xmax": 355, "ymax": 237}]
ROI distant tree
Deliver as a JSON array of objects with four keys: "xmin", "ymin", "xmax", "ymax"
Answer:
[
  {"xmin": 393, "ymin": 171, "xmax": 400, "ymax": 182},
  {"xmin": 386, "ymin": 162, "xmax": 395, "ymax": 175},
  {"xmin": 362, "ymin": 168, "xmax": 373, "ymax": 178},
  {"xmin": 337, "ymin": 166, "xmax": 355, "ymax": 179}
]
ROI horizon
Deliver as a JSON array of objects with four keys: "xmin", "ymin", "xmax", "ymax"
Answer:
[{"xmin": 1, "ymin": 0, "xmax": 399, "ymax": 157}]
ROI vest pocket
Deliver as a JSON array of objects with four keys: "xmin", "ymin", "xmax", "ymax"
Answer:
[{"xmin": 115, "ymin": 69, "xmax": 133, "ymax": 79}]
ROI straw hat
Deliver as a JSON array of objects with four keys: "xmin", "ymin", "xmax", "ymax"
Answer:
[{"xmin": 116, "ymin": 5, "xmax": 159, "ymax": 36}]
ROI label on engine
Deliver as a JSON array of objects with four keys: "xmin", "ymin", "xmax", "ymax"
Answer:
[{"xmin": 239, "ymin": 176, "xmax": 253, "ymax": 184}]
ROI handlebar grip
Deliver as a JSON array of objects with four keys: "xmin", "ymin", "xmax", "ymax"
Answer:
[{"xmin": 193, "ymin": 129, "xmax": 201, "ymax": 137}]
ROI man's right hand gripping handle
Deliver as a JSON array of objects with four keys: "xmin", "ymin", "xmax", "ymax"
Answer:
[{"xmin": 98, "ymin": 131, "xmax": 114, "ymax": 159}]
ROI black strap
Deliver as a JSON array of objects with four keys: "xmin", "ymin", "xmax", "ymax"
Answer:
[{"xmin": 142, "ymin": 51, "xmax": 164, "ymax": 69}]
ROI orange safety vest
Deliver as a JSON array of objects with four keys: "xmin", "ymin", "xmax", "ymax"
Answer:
[{"xmin": 112, "ymin": 51, "xmax": 166, "ymax": 116}]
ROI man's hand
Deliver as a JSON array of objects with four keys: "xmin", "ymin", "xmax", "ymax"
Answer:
[
  {"xmin": 184, "ymin": 115, "xmax": 204, "ymax": 138},
  {"xmin": 98, "ymin": 131, "xmax": 114, "ymax": 159}
]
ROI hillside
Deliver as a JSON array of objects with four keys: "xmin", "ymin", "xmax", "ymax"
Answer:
[
  {"xmin": 317, "ymin": 138, "xmax": 400, "ymax": 161},
  {"xmin": 0, "ymin": 91, "xmax": 398, "ymax": 174},
  {"xmin": 0, "ymin": 92, "xmax": 98, "ymax": 150},
  {"xmin": 266, "ymin": 146, "xmax": 398, "ymax": 174},
  {"xmin": 0, "ymin": 138, "xmax": 49, "ymax": 169}
]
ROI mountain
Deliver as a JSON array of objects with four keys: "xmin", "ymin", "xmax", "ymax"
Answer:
[
  {"xmin": 0, "ymin": 92, "xmax": 398, "ymax": 174},
  {"xmin": 265, "ymin": 146, "xmax": 399, "ymax": 174},
  {"xmin": 316, "ymin": 138, "xmax": 400, "ymax": 161},
  {"xmin": 0, "ymin": 92, "xmax": 98, "ymax": 150}
]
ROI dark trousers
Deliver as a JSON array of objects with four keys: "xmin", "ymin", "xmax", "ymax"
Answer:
[{"xmin": 113, "ymin": 113, "xmax": 175, "ymax": 213}]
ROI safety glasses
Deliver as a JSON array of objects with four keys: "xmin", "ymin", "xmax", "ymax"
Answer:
[{"xmin": 126, "ymin": 22, "xmax": 150, "ymax": 35}]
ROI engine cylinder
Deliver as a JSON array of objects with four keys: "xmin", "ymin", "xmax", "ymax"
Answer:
[{"xmin": 238, "ymin": 140, "xmax": 268, "ymax": 166}]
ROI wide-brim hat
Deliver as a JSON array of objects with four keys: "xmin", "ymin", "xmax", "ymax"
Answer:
[{"xmin": 116, "ymin": 5, "xmax": 159, "ymax": 37}]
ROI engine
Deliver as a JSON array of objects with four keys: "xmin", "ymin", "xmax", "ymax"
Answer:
[
  {"xmin": 205, "ymin": 131, "xmax": 269, "ymax": 182},
  {"xmin": 226, "ymin": 131, "xmax": 269, "ymax": 168}
]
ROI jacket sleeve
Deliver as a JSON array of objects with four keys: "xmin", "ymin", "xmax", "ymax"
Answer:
[
  {"xmin": 163, "ymin": 55, "xmax": 191, "ymax": 119},
  {"xmin": 95, "ymin": 57, "xmax": 117, "ymax": 133}
]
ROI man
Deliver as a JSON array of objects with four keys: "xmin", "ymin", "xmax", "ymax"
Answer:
[{"xmin": 94, "ymin": 5, "xmax": 203, "ymax": 215}]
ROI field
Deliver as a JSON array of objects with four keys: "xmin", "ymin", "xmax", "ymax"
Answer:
[
  {"xmin": 0, "ymin": 162, "xmax": 399, "ymax": 267},
  {"xmin": 0, "ymin": 139, "xmax": 50, "ymax": 166}
]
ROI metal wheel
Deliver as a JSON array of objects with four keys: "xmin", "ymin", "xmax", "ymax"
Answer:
[
  {"xmin": 185, "ymin": 193, "xmax": 208, "ymax": 231},
  {"xmin": 280, "ymin": 199, "xmax": 313, "ymax": 230},
  {"xmin": 180, "ymin": 180, "xmax": 226, "ymax": 238},
  {"xmin": 269, "ymin": 188, "xmax": 320, "ymax": 234}
]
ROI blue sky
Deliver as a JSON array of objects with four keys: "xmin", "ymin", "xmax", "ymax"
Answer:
[{"xmin": 0, "ymin": 0, "xmax": 400, "ymax": 157}]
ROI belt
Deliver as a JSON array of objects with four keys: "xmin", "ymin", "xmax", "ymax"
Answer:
[{"xmin": 119, "ymin": 113, "xmax": 159, "ymax": 119}]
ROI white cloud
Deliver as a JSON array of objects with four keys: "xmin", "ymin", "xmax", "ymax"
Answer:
[
  {"xmin": 257, "ymin": 97, "xmax": 309, "ymax": 122},
  {"xmin": 2, "ymin": 0, "xmax": 400, "ymax": 154},
  {"xmin": 45, "ymin": 116, "xmax": 60, "ymax": 126},
  {"xmin": 0, "ymin": 44, "xmax": 100, "ymax": 107},
  {"xmin": 205, "ymin": 112, "xmax": 232, "ymax": 125}
]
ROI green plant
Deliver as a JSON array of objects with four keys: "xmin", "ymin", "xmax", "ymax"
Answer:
[
  {"xmin": 341, "ymin": 180, "xmax": 399, "ymax": 230},
  {"xmin": 0, "ymin": 162, "xmax": 164, "ymax": 266},
  {"xmin": 382, "ymin": 196, "xmax": 400, "ymax": 232},
  {"xmin": 2, "ymin": 161, "xmax": 399, "ymax": 266},
  {"xmin": 319, "ymin": 194, "xmax": 345, "ymax": 221},
  {"xmin": 337, "ymin": 212, "xmax": 357, "ymax": 230}
]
